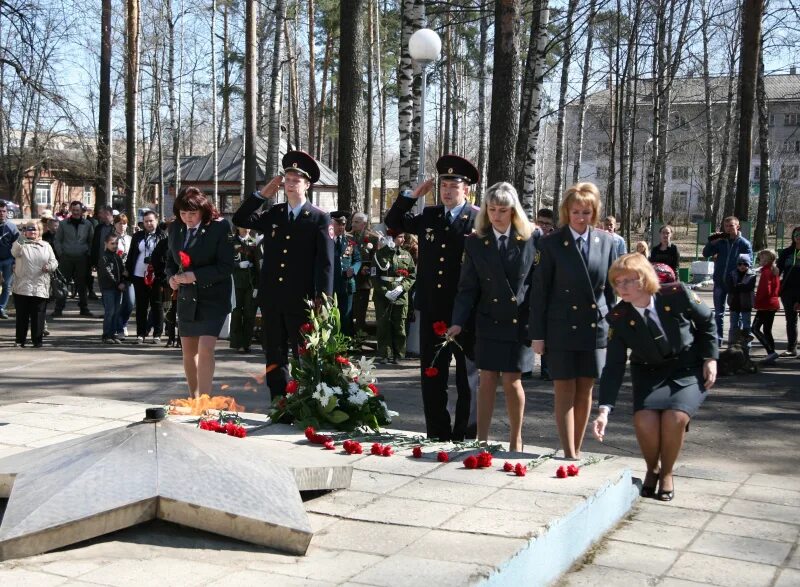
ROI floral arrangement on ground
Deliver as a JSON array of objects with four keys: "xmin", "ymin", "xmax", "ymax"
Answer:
[{"xmin": 268, "ymin": 294, "xmax": 397, "ymax": 431}]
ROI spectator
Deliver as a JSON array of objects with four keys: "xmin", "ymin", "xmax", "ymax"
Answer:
[
  {"xmin": 753, "ymin": 249, "xmax": 780, "ymax": 364},
  {"xmin": 649, "ymin": 225, "xmax": 680, "ymax": 273},
  {"xmin": 55, "ymin": 202, "xmax": 70, "ymax": 220},
  {"xmin": 603, "ymin": 215, "xmax": 628, "ymax": 257},
  {"xmin": 350, "ymin": 211, "xmax": 379, "ymax": 336},
  {"xmin": 97, "ymin": 232, "xmax": 128, "ymax": 344},
  {"xmin": 0, "ymin": 200, "xmax": 20, "ymax": 319},
  {"xmin": 776, "ymin": 226, "xmax": 800, "ymax": 357},
  {"xmin": 11, "ymin": 221, "xmax": 58, "ymax": 347},
  {"xmin": 125, "ymin": 210, "xmax": 166, "ymax": 343},
  {"xmin": 702, "ymin": 216, "xmax": 753, "ymax": 344},
  {"xmin": 89, "ymin": 205, "xmax": 115, "ymax": 299},
  {"xmin": 41, "ymin": 217, "xmax": 60, "ymax": 250},
  {"xmin": 113, "ymin": 214, "xmax": 134, "ymax": 338},
  {"xmin": 725, "ymin": 254, "xmax": 756, "ymax": 348},
  {"xmin": 536, "ymin": 208, "xmax": 555, "ymax": 235},
  {"xmin": 634, "ymin": 241, "xmax": 650, "ymax": 257},
  {"xmin": 52, "ymin": 201, "xmax": 94, "ymax": 318}
]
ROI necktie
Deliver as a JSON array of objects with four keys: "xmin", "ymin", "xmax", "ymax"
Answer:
[
  {"xmin": 289, "ymin": 210, "xmax": 295, "ymax": 223},
  {"xmin": 498, "ymin": 234, "xmax": 508, "ymax": 255},
  {"xmin": 184, "ymin": 227, "xmax": 197, "ymax": 249},
  {"xmin": 446, "ymin": 210, "xmax": 453, "ymax": 224},
  {"xmin": 645, "ymin": 308, "xmax": 672, "ymax": 357},
  {"xmin": 576, "ymin": 237, "xmax": 587, "ymax": 263}
]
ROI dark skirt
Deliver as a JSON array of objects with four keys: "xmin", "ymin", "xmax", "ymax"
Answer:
[
  {"xmin": 547, "ymin": 349, "xmax": 607, "ymax": 380},
  {"xmin": 179, "ymin": 315, "xmax": 227, "ymax": 338},
  {"xmin": 475, "ymin": 338, "xmax": 530, "ymax": 372},
  {"xmin": 634, "ymin": 367, "xmax": 707, "ymax": 417}
]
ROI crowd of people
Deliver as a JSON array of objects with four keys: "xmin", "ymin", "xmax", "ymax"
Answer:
[{"xmin": 2, "ymin": 154, "xmax": 799, "ymax": 502}]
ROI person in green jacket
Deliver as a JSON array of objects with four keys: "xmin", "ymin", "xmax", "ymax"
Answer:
[
  {"xmin": 371, "ymin": 230, "xmax": 416, "ymax": 363},
  {"xmin": 230, "ymin": 226, "xmax": 259, "ymax": 353}
]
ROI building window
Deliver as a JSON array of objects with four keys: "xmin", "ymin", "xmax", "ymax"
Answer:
[
  {"xmin": 769, "ymin": 113, "xmax": 775, "ymax": 126},
  {"xmin": 596, "ymin": 165, "xmax": 608, "ymax": 180},
  {"xmin": 784, "ymin": 113, "xmax": 800, "ymax": 126},
  {"xmin": 83, "ymin": 184, "xmax": 93, "ymax": 208},
  {"xmin": 597, "ymin": 142, "xmax": 610, "ymax": 155},
  {"xmin": 671, "ymin": 113, "xmax": 687, "ymax": 128},
  {"xmin": 671, "ymin": 166, "xmax": 689, "ymax": 180},
  {"xmin": 670, "ymin": 191, "xmax": 688, "ymax": 211},
  {"xmin": 781, "ymin": 165, "xmax": 799, "ymax": 180},
  {"xmin": 35, "ymin": 183, "xmax": 51, "ymax": 206},
  {"xmin": 754, "ymin": 166, "xmax": 760, "ymax": 180}
]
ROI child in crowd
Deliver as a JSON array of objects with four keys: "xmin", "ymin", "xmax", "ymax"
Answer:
[
  {"xmin": 97, "ymin": 233, "xmax": 128, "ymax": 344},
  {"xmin": 725, "ymin": 253, "xmax": 756, "ymax": 349},
  {"xmin": 752, "ymin": 249, "xmax": 780, "ymax": 364},
  {"xmin": 634, "ymin": 241, "xmax": 649, "ymax": 257}
]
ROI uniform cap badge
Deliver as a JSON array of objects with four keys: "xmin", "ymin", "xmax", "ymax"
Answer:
[
  {"xmin": 664, "ymin": 306, "xmax": 671, "ymax": 312},
  {"xmin": 534, "ymin": 250, "xmax": 541, "ymax": 265},
  {"xmin": 448, "ymin": 167, "xmax": 454, "ymax": 173}
]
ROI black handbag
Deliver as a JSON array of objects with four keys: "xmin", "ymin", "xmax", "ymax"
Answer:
[{"xmin": 49, "ymin": 268, "xmax": 68, "ymax": 301}]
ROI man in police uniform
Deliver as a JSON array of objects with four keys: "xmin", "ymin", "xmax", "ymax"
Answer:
[
  {"xmin": 385, "ymin": 155, "xmax": 480, "ymax": 441},
  {"xmin": 350, "ymin": 212, "xmax": 378, "ymax": 335},
  {"xmin": 331, "ymin": 211, "xmax": 362, "ymax": 336},
  {"xmin": 232, "ymin": 151, "xmax": 334, "ymax": 400}
]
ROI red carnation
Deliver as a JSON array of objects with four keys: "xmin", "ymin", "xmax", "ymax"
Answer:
[
  {"xmin": 367, "ymin": 383, "xmax": 379, "ymax": 395},
  {"xmin": 556, "ymin": 465, "xmax": 568, "ymax": 479},
  {"xmin": 335, "ymin": 355, "xmax": 350, "ymax": 366},
  {"xmin": 363, "ymin": 237, "xmax": 369, "ymax": 243},
  {"xmin": 437, "ymin": 451, "xmax": 449, "ymax": 463},
  {"xmin": 424, "ymin": 367, "xmax": 439, "ymax": 378},
  {"xmin": 412, "ymin": 446, "xmax": 423, "ymax": 458},
  {"xmin": 371, "ymin": 443, "xmax": 384, "ymax": 455},
  {"xmin": 298, "ymin": 343, "xmax": 308, "ymax": 356},
  {"xmin": 352, "ymin": 443, "xmax": 363, "ymax": 454},
  {"xmin": 432, "ymin": 321, "xmax": 449, "ymax": 337},
  {"xmin": 324, "ymin": 440, "xmax": 336, "ymax": 450},
  {"xmin": 396, "ymin": 269, "xmax": 409, "ymax": 277},
  {"xmin": 477, "ymin": 451, "xmax": 493, "ymax": 468},
  {"xmin": 178, "ymin": 250, "xmax": 191, "ymax": 269},
  {"xmin": 304, "ymin": 426, "xmax": 316, "ymax": 440},
  {"xmin": 285, "ymin": 380, "xmax": 299, "ymax": 395},
  {"xmin": 503, "ymin": 462, "xmax": 514, "ymax": 472},
  {"xmin": 116, "ymin": 249, "xmax": 124, "ymax": 257},
  {"xmin": 514, "ymin": 464, "xmax": 527, "ymax": 477},
  {"xmin": 300, "ymin": 322, "xmax": 314, "ymax": 334},
  {"xmin": 464, "ymin": 455, "xmax": 479, "ymax": 469},
  {"xmin": 381, "ymin": 445, "xmax": 394, "ymax": 457},
  {"xmin": 343, "ymin": 440, "xmax": 353, "ymax": 451},
  {"xmin": 567, "ymin": 464, "xmax": 580, "ymax": 477}
]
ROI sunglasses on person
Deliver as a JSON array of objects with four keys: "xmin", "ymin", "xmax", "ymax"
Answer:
[{"xmin": 23, "ymin": 227, "xmax": 38, "ymax": 231}]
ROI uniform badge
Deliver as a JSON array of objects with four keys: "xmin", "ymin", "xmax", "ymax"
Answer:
[
  {"xmin": 563, "ymin": 240, "xmax": 569, "ymax": 246},
  {"xmin": 484, "ymin": 240, "xmax": 490, "ymax": 246},
  {"xmin": 328, "ymin": 225, "xmax": 335, "ymax": 239},
  {"xmin": 461, "ymin": 214, "xmax": 468, "ymax": 220},
  {"xmin": 664, "ymin": 306, "xmax": 671, "ymax": 312},
  {"xmin": 629, "ymin": 320, "xmax": 636, "ymax": 326},
  {"xmin": 608, "ymin": 327, "xmax": 614, "ymax": 340},
  {"xmin": 534, "ymin": 250, "xmax": 541, "ymax": 265},
  {"xmin": 515, "ymin": 235, "xmax": 523, "ymax": 241},
  {"xmin": 304, "ymin": 210, "xmax": 310, "ymax": 216},
  {"xmin": 425, "ymin": 228, "xmax": 434, "ymax": 242},
  {"xmin": 271, "ymin": 223, "xmax": 278, "ymax": 238}
]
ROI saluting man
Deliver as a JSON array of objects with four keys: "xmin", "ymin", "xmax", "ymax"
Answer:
[
  {"xmin": 232, "ymin": 151, "xmax": 334, "ymax": 401},
  {"xmin": 331, "ymin": 211, "xmax": 362, "ymax": 336},
  {"xmin": 385, "ymin": 155, "xmax": 480, "ymax": 441}
]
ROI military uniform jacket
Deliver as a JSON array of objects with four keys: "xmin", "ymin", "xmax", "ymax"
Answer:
[
  {"xmin": 232, "ymin": 235, "xmax": 260, "ymax": 290},
  {"xmin": 384, "ymin": 196, "xmax": 478, "ymax": 317},
  {"xmin": 452, "ymin": 229, "xmax": 538, "ymax": 343},
  {"xmin": 530, "ymin": 225, "xmax": 617, "ymax": 350},
  {"xmin": 334, "ymin": 235, "xmax": 362, "ymax": 295},
  {"xmin": 352, "ymin": 230, "xmax": 378, "ymax": 290},
  {"xmin": 232, "ymin": 194, "xmax": 334, "ymax": 315},
  {"xmin": 598, "ymin": 283, "xmax": 719, "ymax": 410},
  {"xmin": 370, "ymin": 245, "xmax": 416, "ymax": 302}
]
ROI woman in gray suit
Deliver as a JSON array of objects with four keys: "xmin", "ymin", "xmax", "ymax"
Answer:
[
  {"xmin": 531, "ymin": 182, "xmax": 617, "ymax": 459},
  {"xmin": 447, "ymin": 182, "xmax": 538, "ymax": 452}
]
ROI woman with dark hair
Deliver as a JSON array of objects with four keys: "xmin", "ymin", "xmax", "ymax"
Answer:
[
  {"xmin": 649, "ymin": 225, "xmax": 680, "ymax": 273},
  {"xmin": 165, "ymin": 187, "xmax": 234, "ymax": 398},
  {"xmin": 125, "ymin": 210, "xmax": 166, "ymax": 343},
  {"xmin": 777, "ymin": 226, "xmax": 800, "ymax": 356}
]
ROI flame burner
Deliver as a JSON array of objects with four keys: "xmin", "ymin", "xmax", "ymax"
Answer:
[{"xmin": 168, "ymin": 394, "xmax": 246, "ymax": 415}]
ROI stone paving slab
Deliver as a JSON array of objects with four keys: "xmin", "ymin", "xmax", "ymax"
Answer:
[{"xmin": 0, "ymin": 395, "xmax": 639, "ymax": 586}]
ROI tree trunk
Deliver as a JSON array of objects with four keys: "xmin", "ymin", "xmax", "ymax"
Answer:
[
  {"xmin": 95, "ymin": 0, "xmax": 112, "ymax": 209},
  {"xmin": 244, "ymin": 0, "xmax": 258, "ymax": 195},
  {"xmin": 476, "ymin": 4, "xmax": 489, "ymax": 202},
  {"xmin": 283, "ymin": 18, "xmax": 301, "ymax": 150},
  {"xmin": 364, "ymin": 0, "xmax": 374, "ymax": 217},
  {"xmin": 487, "ymin": 0, "xmax": 521, "ymax": 186},
  {"xmin": 307, "ymin": 0, "xmax": 316, "ymax": 157},
  {"xmin": 551, "ymin": 0, "xmax": 578, "ymax": 209},
  {"xmin": 317, "ymin": 34, "xmax": 332, "ymax": 161},
  {"xmin": 210, "ymin": 0, "xmax": 219, "ymax": 204},
  {"xmin": 375, "ymin": 0, "xmax": 387, "ymax": 220},
  {"xmin": 266, "ymin": 0, "xmax": 285, "ymax": 177},
  {"xmin": 221, "ymin": 1, "xmax": 231, "ymax": 145},
  {"xmin": 125, "ymin": 0, "xmax": 140, "ymax": 224},
  {"xmin": 571, "ymin": 0, "xmax": 596, "ymax": 184},
  {"xmin": 734, "ymin": 0, "xmax": 764, "ymax": 220},
  {"xmin": 338, "ymin": 0, "xmax": 368, "ymax": 213},
  {"xmin": 398, "ymin": 0, "xmax": 423, "ymax": 191},
  {"xmin": 701, "ymin": 0, "xmax": 715, "ymax": 221},
  {"xmin": 754, "ymin": 37, "xmax": 769, "ymax": 250}
]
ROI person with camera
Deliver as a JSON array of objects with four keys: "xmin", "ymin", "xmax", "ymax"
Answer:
[
  {"xmin": 125, "ymin": 210, "xmax": 167, "ymax": 343},
  {"xmin": 702, "ymin": 216, "xmax": 753, "ymax": 345},
  {"xmin": 52, "ymin": 201, "xmax": 94, "ymax": 318},
  {"xmin": 11, "ymin": 221, "xmax": 58, "ymax": 347}
]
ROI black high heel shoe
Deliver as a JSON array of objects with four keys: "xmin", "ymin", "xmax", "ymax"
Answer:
[
  {"xmin": 641, "ymin": 471, "xmax": 659, "ymax": 498},
  {"xmin": 657, "ymin": 476, "xmax": 675, "ymax": 501}
]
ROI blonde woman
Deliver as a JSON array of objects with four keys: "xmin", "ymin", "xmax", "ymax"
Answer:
[
  {"xmin": 530, "ymin": 182, "xmax": 618, "ymax": 459},
  {"xmin": 634, "ymin": 240, "xmax": 650, "ymax": 257},
  {"xmin": 447, "ymin": 182, "xmax": 538, "ymax": 452},
  {"xmin": 12, "ymin": 222, "xmax": 58, "ymax": 347},
  {"xmin": 593, "ymin": 254, "xmax": 718, "ymax": 501}
]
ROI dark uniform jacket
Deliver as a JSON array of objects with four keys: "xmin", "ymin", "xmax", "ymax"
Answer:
[
  {"xmin": 232, "ymin": 234, "xmax": 260, "ymax": 290},
  {"xmin": 530, "ymin": 225, "xmax": 617, "ymax": 350},
  {"xmin": 598, "ymin": 283, "xmax": 719, "ymax": 410},
  {"xmin": 352, "ymin": 230, "xmax": 378, "ymax": 290},
  {"xmin": 334, "ymin": 235, "xmax": 362, "ymax": 296},
  {"xmin": 164, "ymin": 219, "xmax": 235, "ymax": 321},
  {"xmin": 232, "ymin": 194, "xmax": 333, "ymax": 315},
  {"xmin": 453, "ymin": 229, "xmax": 537, "ymax": 343},
  {"xmin": 384, "ymin": 196, "xmax": 479, "ymax": 318}
]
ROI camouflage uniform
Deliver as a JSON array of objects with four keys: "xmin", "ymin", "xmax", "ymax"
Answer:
[{"xmin": 371, "ymin": 243, "xmax": 416, "ymax": 361}]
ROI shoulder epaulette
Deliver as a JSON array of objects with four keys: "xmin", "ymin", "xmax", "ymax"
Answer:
[
  {"xmin": 606, "ymin": 304, "xmax": 629, "ymax": 323},
  {"xmin": 659, "ymin": 282, "xmax": 684, "ymax": 296}
]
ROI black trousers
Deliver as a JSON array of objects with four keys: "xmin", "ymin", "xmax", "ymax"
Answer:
[
  {"xmin": 14, "ymin": 294, "xmax": 48, "ymax": 345},
  {"xmin": 132, "ymin": 276, "xmax": 164, "ymax": 337},
  {"xmin": 752, "ymin": 310, "xmax": 776, "ymax": 354},
  {"xmin": 55, "ymin": 255, "xmax": 88, "ymax": 311},
  {"xmin": 353, "ymin": 289, "xmax": 371, "ymax": 332},
  {"xmin": 419, "ymin": 311, "xmax": 478, "ymax": 441},
  {"xmin": 263, "ymin": 307, "xmax": 306, "ymax": 400},
  {"xmin": 781, "ymin": 291, "xmax": 800, "ymax": 350}
]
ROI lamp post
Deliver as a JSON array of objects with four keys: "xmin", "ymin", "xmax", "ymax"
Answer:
[{"xmin": 409, "ymin": 28, "xmax": 441, "ymax": 210}]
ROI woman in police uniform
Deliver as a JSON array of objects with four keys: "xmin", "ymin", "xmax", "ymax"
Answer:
[
  {"xmin": 166, "ymin": 187, "xmax": 235, "ymax": 398},
  {"xmin": 531, "ymin": 182, "xmax": 617, "ymax": 459},
  {"xmin": 448, "ymin": 182, "xmax": 537, "ymax": 452},
  {"xmin": 592, "ymin": 254, "xmax": 718, "ymax": 501}
]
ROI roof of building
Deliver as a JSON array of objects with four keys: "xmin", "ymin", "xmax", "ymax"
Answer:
[
  {"xmin": 581, "ymin": 73, "xmax": 800, "ymax": 108},
  {"xmin": 152, "ymin": 137, "xmax": 338, "ymax": 187}
]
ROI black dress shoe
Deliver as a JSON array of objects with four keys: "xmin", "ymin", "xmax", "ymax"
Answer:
[{"xmin": 79, "ymin": 309, "xmax": 95, "ymax": 317}]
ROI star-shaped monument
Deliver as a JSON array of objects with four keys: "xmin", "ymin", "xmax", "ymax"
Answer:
[{"xmin": 0, "ymin": 410, "xmax": 352, "ymax": 561}]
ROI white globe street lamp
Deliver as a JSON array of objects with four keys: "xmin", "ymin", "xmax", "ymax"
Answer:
[{"xmin": 408, "ymin": 28, "xmax": 441, "ymax": 200}]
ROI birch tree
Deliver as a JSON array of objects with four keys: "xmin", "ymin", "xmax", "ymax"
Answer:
[
  {"xmin": 398, "ymin": 0, "xmax": 423, "ymax": 191},
  {"xmin": 125, "ymin": 0, "xmax": 141, "ymax": 223},
  {"xmin": 265, "ymin": 0, "xmax": 285, "ymax": 177}
]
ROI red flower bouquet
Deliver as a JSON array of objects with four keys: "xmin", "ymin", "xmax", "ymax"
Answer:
[
  {"xmin": 179, "ymin": 250, "xmax": 191, "ymax": 270},
  {"xmin": 425, "ymin": 322, "xmax": 463, "ymax": 378},
  {"xmin": 432, "ymin": 321, "xmax": 449, "ymax": 337},
  {"xmin": 424, "ymin": 367, "xmax": 439, "ymax": 378},
  {"xmin": 285, "ymin": 380, "xmax": 299, "ymax": 395}
]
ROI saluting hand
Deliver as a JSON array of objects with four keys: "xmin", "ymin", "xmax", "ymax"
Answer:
[
  {"xmin": 412, "ymin": 178, "xmax": 435, "ymax": 199},
  {"xmin": 703, "ymin": 359, "xmax": 717, "ymax": 390},
  {"xmin": 260, "ymin": 175, "xmax": 283, "ymax": 199}
]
